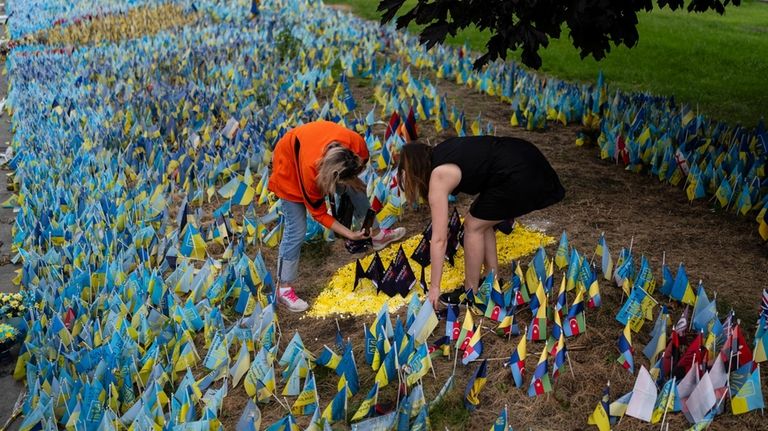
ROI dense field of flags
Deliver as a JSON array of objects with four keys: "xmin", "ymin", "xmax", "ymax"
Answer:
[{"xmin": 2, "ymin": 0, "xmax": 767, "ymax": 429}]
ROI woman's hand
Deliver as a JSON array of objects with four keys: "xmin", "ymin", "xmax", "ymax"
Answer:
[
  {"xmin": 329, "ymin": 220, "xmax": 370, "ymax": 241},
  {"xmin": 427, "ymin": 285, "xmax": 441, "ymax": 306},
  {"xmin": 346, "ymin": 230, "xmax": 370, "ymax": 241}
]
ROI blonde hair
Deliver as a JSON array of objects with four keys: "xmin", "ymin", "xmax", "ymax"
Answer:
[{"xmin": 316, "ymin": 143, "xmax": 365, "ymax": 195}]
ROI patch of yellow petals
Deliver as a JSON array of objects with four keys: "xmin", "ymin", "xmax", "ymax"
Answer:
[{"xmin": 308, "ymin": 224, "xmax": 554, "ymax": 318}]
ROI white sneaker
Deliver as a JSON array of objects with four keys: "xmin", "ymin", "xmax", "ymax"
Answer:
[
  {"xmin": 278, "ymin": 286, "xmax": 309, "ymax": 312},
  {"xmin": 372, "ymin": 227, "xmax": 406, "ymax": 251}
]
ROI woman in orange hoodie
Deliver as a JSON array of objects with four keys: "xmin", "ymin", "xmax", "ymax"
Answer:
[{"xmin": 269, "ymin": 121, "xmax": 406, "ymax": 312}]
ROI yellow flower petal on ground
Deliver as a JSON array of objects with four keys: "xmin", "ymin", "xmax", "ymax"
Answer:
[{"xmin": 308, "ymin": 224, "xmax": 554, "ymax": 318}]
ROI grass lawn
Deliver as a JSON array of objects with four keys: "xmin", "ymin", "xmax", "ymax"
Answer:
[{"xmin": 328, "ymin": 0, "xmax": 768, "ymax": 127}]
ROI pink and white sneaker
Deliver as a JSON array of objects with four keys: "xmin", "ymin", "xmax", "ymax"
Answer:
[
  {"xmin": 372, "ymin": 227, "xmax": 406, "ymax": 251},
  {"xmin": 278, "ymin": 286, "xmax": 309, "ymax": 312}
]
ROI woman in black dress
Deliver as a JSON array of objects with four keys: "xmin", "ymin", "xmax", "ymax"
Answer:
[{"xmin": 397, "ymin": 136, "xmax": 565, "ymax": 305}]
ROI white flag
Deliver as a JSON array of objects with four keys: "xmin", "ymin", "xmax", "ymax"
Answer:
[
  {"xmin": 626, "ymin": 366, "xmax": 658, "ymax": 422},
  {"xmin": 709, "ymin": 355, "xmax": 727, "ymax": 391},
  {"xmin": 685, "ymin": 372, "xmax": 716, "ymax": 424},
  {"xmin": 677, "ymin": 361, "xmax": 699, "ymax": 399}
]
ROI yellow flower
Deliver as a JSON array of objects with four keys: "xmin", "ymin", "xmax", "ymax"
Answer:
[{"xmin": 308, "ymin": 224, "xmax": 553, "ymax": 318}]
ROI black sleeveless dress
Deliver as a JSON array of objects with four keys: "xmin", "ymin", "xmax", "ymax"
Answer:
[{"xmin": 431, "ymin": 136, "xmax": 565, "ymax": 220}]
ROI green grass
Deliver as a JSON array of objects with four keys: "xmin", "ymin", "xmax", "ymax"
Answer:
[{"xmin": 327, "ymin": 0, "xmax": 768, "ymax": 127}]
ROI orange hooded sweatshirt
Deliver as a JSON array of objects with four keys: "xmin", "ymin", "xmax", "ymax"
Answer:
[{"xmin": 268, "ymin": 121, "xmax": 369, "ymax": 228}]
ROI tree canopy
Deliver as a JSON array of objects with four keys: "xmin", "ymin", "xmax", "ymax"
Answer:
[{"xmin": 377, "ymin": 0, "xmax": 740, "ymax": 69}]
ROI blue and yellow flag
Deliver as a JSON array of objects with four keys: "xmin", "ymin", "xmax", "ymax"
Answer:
[
  {"xmin": 463, "ymin": 359, "xmax": 488, "ymax": 411},
  {"xmin": 587, "ymin": 382, "xmax": 610, "ymax": 431}
]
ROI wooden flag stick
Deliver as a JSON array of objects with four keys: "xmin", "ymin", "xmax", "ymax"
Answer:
[
  {"xmin": 469, "ymin": 356, "xmax": 514, "ymax": 363},
  {"xmin": 451, "ymin": 343, "xmax": 459, "ymax": 376},
  {"xmin": 565, "ymin": 351, "xmax": 576, "ymax": 379}
]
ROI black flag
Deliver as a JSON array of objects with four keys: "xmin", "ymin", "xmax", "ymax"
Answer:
[
  {"xmin": 366, "ymin": 252, "xmax": 385, "ymax": 288},
  {"xmin": 353, "ymin": 259, "xmax": 367, "ymax": 290}
]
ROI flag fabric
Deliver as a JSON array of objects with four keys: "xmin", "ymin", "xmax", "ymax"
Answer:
[
  {"xmin": 264, "ymin": 414, "xmax": 299, "ymax": 431},
  {"xmin": 363, "ymin": 324, "xmax": 376, "ymax": 366},
  {"xmin": 406, "ymin": 343, "xmax": 432, "ymax": 386},
  {"xmin": 322, "ymin": 385, "xmax": 348, "ymax": 423},
  {"xmin": 528, "ymin": 347, "xmax": 552, "ymax": 397},
  {"xmin": 385, "ymin": 112, "xmax": 401, "ymax": 141},
  {"xmin": 692, "ymin": 284, "xmax": 717, "ymax": 332},
  {"xmin": 566, "ymin": 249, "xmax": 581, "ymax": 291},
  {"xmin": 428, "ymin": 335, "xmax": 451, "ymax": 359},
  {"xmin": 457, "ymin": 310, "xmax": 475, "ymax": 351},
  {"xmin": 643, "ymin": 306, "xmax": 669, "ymax": 364},
  {"xmin": 676, "ymin": 332, "xmax": 706, "ymax": 376},
  {"xmin": 609, "ymin": 391, "xmax": 633, "ymax": 424},
  {"xmin": 555, "ymin": 232, "xmax": 569, "ymax": 270},
  {"xmin": 674, "ymin": 306, "xmax": 690, "ymax": 336},
  {"xmin": 730, "ymin": 367, "xmax": 764, "ymax": 415},
  {"xmin": 291, "ymin": 371, "xmax": 318, "ymax": 416},
  {"xmin": 512, "ymin": 261, "xmax": 530, "ymax": 304},
  {"xmin": 446, "ymin": 305, "xmax": 461, "ymax": 341},
  {"xmin": 615, "ymin": 284, "xmax": 654, "ymax": 332},
  {"xmin": 337, "ymin": 343, "xmax": 360, "ymax": 396},
  {"xmin": 490, "ymin": 406, "xmax": 508, "ymax": 431},
  {"xmin": 408, "ymin": 299, "xmax": 438, "ymax": 345},
  {"xmin": 684, "ymin": 372, "xmax": 716, "ymax": 424},
  {"xmin": 461, "ymin": 326, "xmax": 484, "ymax": 365},
  {"xmin": 754, "ymin": 315, "xmax": 768, "ymax": 363},
  {"xmin": 551, "ymin": 333, "xmax": 567, "ymax": 380},
  {"xmin": 554, "ymin": 276, "xmax": 567, "ymax": 321},
  {"xmin": 659, "ymin": 262, "xmax": 675, "ymax": 297},
  {"xmin": 464, "ymin": 359, "xmax": 488, "ymax": 411},
  {"xmin": 495, "ymin": 313, "xmax": 520, "ymax": 337},
  {"xmin": 374, "ymin": 347, "xmax": 397, "ymax": 388},
  {"xmin": 760, "ymin": 289, "xmax": 768, "ymax": 321},
  {"xmin": 508, "ymin": 335, "xmax": 527, "ymax": 388},
  {"xmin": 237, "ymin": 400, "xmax": 262, "ymax": 431},
  {"xmin": 529, "ymin": 280, "xmax": 547, "ymax": 317},
  {"xmin": 720, "ymin": 323, "xmax": 754, "ymax": 369},
  {"xmin": 617, "ymin": 321, "xmax": 635, "ymax": 373},
  {"xmin": 670, "ymin": 264, "xmax": 696, "ymax": 306},
  {"xmin": 315, "ymin": 346, "xmax": 341, "ymax": 372},
  {"xmin": 351, "ymin": 383, "xmax": 378, "ymax": 422},
  {"xmin": 230, "ymin": 342, "xmax": 251, "ymax": 388},
  {"xmin": 626, "ymin": 366, "xmax": 657, "ymax": 422},
  {"xmin": 586, "ymin": 269, "xmax": 602, "ymax": 309},
  {"xmin": 564, "ymin": 287, "xmax": 586, "ymax": 337},
  {"xmin": 651, "ymin": 377, "xmax": 680, "ymax": 423},
  {"xmin": 595, "ymin": 233, "xmax": 613, "ymax": 281},
  {"xmin": 587, "ymin": 382, "xmax": 610, "ymax": 431},
  {"xmin": 527, "ymin": 282, "xmax": 548, "ymax": 342}
]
